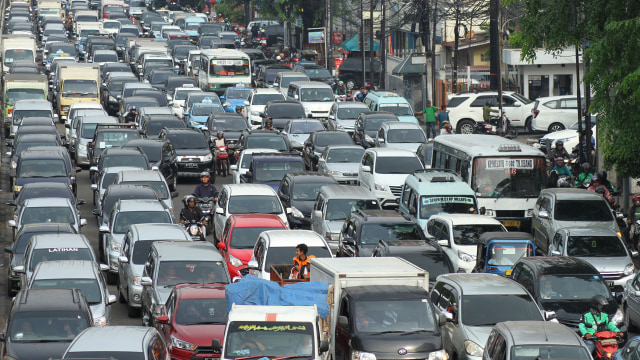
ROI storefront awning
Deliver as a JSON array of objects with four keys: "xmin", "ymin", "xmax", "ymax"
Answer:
[
  {"xmin": 338, "ymin": 34, "xmax": 380, "ymax": 52},
  {"xmin": 392, "ymin": 55, "xmax": 425, "ymax": 75}
]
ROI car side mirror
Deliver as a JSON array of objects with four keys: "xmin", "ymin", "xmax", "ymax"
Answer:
[
  {"xmin": 217, "ymin": 242, "xmax": 226, "ymax": 250},
  {"xmin": 550, "ymin": 250, "xmax": 561, "ymax": 256},
  {"xmin": 90, "ymin": 166, "xmax": 98, "ymax": 172},
  {"xmin": 65, "ymin": 123, "xmax": 71, "ymax": 128},
  {"xmin": 156, "ymin": 315, "xmax": 169, "ymax": 324},
  {"xmin": 140, "ymin": 276, "xmax": 152, "ymax": 286},
  {"xmin": 6, "ymin": 200, "xmax": 15, "ymax": 206},
  {"xmin": 443, "ymin": 311, "xmax": 454, "ymax": 322},
  {"xmin": 361, "ymin": 165, "xmax": 371, "ymax": 173},
  {"xmin": 319, "ymin": 339, "xmax": 329, "ymax": 353},
  {"xmin": 313, "ymin": 210, "xmax": 322, "ymax": 219},
  {"xmin": 91, "ymin": 184, "xmax": 98, "ymax": 191},
  {"xmin": 247, "ymin": 260, "xmax": 259, "ymax": 270},
  {"xmin": 99, "ymin": 225, "xmax": 109, "ymax": 232},
  {"xmin": 377, "ymin": 138, "xmax": 385, "ymax": 143},
  {"xmin": 77, "ymin": 199, "xmax": 86, "ymax": 205},
  {"xmin": 215, "ymin": 207, "xmax": 225, "ymax": 215},
  {"xmin": 171, "ymin": 191, "xmax": 179, "ymax": 198},
  {"xmin": 80, "ymin": 218, "xmax": 87, "ymax": 226},
  {"xmin": 544, "ymin": 310, "xmax": 557, "ymax": 321},
  {"xmin": 538, "ymin": 210, "xmax": 550, "ymax": 219},
  {"xmin": 328, "ymin": 115, "xmax": 335, "ymax": 120},
  {"xmin": 438, "ymin": 313, "xmax": 447, "ymax": 326},
  {"xmin": 286, "ymin": 207, "xmax": 292, "ymax": 214},
  {"xmin": 119, "ymin": 255, "xmax": 129, "ymax": 263},
  {"xmin": 243, "ymin": 100, "xmax": 250, "ymax": 106},
  {"xmin": 4, "ymin": 246, "xmax": 13, "ymax": 254},
  {"xmin": 230, "ymin": 164, "xmax": 237, "ymax": 171},
  {"xmin": 632, "ymin": 250, "xmax": 639, "ymax": 257},
  {"xmin": 211, "ymin": 339, "xmax": 221, "ymax": 353},
  {"xmin": 8, "ymin": 220, "xmax": 16, "ymax": 227},
  {"xmin": 338, "ymin": 315, "xmax": 348, "ymax": 328},
  {"xmin": 13, "ymin": 265, "xmax": 25, "ymax": 273},
  {"xmin": 438, "ymin": 239, "xmax": 450, "ymax": 247},
  {"xmin": 74, "ymin": 167, "xmax": 82, "ymax": 173},
  {"xmin": 107, "ymin": 294, "xmax": 117, "ymax": 304}
]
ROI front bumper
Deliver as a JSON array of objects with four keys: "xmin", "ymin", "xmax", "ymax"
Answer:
[
  {"xmin": 108, "ymin": 249, "xmax": 121, "ymax": 273},
  {"xmin": 288, "ymin": 215, "xmax": 311, "ymax": 229},
  {"xmin": 127, "ymin": 282, "xmax": 143, "ymax": 307},
  {"xmin": 177, "ymin": 160, "xmax": 213, "ymax": 176},
  {"xmin": 76, "ymin": 148, "xmax": 90, "ymax": 165},
  {"xmin": 375, "ymin": 190, "xmax": 399, "ymax": 209}
]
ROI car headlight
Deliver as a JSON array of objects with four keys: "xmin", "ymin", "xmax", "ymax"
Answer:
[
  {"xmin": 79, "ymin": 144, "xmax": 87, "ymax": 151},
  {"xmin": 229, "ymin": 254, "xmax": 243, "ymax": 268},
  {"xmin": 464, "ymin": 340, "xmax": 483, "ymax": 357},
  {"xmin": 189, "ymin": 224, "xmax": 200, "ymax": 236},
  {"xmin": 329, "ymin": 171, "xmax": 343, "ymax": 176},
  {"xmin": 108, "ymin": 95, "xmax": 117, "ymax": 102},
  {"xmin": 484, "ymin": 209, "xmax": 495, "ymax": 217},
  {"xmin": 457, "ymin": 250, "xmax": 476, "ymax": 262},
  {"xmin": 111, "ymin": 241, "xmax": 121, "ymax": 252},
  {"xmin": 336, "ymin": 123, "xmax": 344, "ymax": 129},
  {"xmin": 625, "ymin": 263, "xmax": 634, "ymax": 276},
  {"xmin": 428, "ymin": 350, "xmax": 448, "ymax": 360},
  {"xmin": 352, "ymin": 351, "xmax": 376, "ymax": 360},
  {"xmin": 131, "ymin": 275, "xmax": 141, "ymax": 286},
  {"xmin": 14, "ymin": 185, "xmax": 22, "ymax": 192},
  {"xmin": 171, "ymin": 335, "xmax": 196, "ymax": 351},
  {"xmin": 203, "ymin": 153, "xmax": 213, "ymax": 162},
  {"xmin": 612, "ymin": 308, "xmax": 624, "ymax": 325},
  {"xmin": 325, "ymin": 232, "xmax": 340, "ymax": 241},
  {"xmin": 251, "ymin": 111, "xmax": 259, "ymax": 116},
  {"xmin": 291, "ymin": 207, "xmax": 304, "ymax": 219},
  {"xmin": 93, "ymin": 315, "xmax": 107, "ymax": 326},
  {"xmin": 375, "ymin": 183, "xmax": 389, "ymax": 192},
  {"xmin": 365, "ymin": 134, "xmax": 374, "ymax": 143}
]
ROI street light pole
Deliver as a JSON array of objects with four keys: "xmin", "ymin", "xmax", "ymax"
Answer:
[{"xmin": 360, "ymin": 0, "xmax": 366, "ymax": 88}]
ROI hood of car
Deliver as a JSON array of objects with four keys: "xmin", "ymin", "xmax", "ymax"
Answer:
[
  {"xmin": 227, "ymin": 99, "xmax": 245, "ymax": 108},
  {"xmin": 383, "ymin": 142, "xmax": 422, "ymax": 153},
  {"xmin": 554, "ymin": 220, "xmax": 617, "ymax": 234},
  {"xmin": 542, "ymin": 129, "xmax": 578, "ymax": 140},
  {"xmin": 288, "ymin": 134, "xmax": 309, "ymax": 144},
  {"xmin": 175, "ymin": 148, "xmax": 211, "ymax": 156},
  {"xmin": 173, "ymin": 323, "xmax": 226, "ymax": 346},
  {"xmin": 228, "ymin": 248, "xmax": 253, "ymax": 264},
  {"xmin": 575, "ymin": 256, "xmax": 632, "ymax": 273},
  {"xmin": 540, "ymin": 300, "xmax": 617, "ymax": 325},
  {"xmin": 325, "ymin": 220, "xmax": 344, "ymax": 233},
  {"xmin": 351, "ymin": 331, "xmax": 442, "ymax": 355},
  {"xmin": 7, "ymin": 339, "xmax": 72, "ymax": 360},
  {"xmin": 187, "ymin": 115, "xmax": 209, "ymax": 124},
  {"xmin": 290, "ymin": 200, "xmax": 313, "ymax": 216},
  {"xmin": 462, "ymin": 325, "xmax": 494, "ymax": 349},
  {"xmin": 16, "ymin": 177, "xmax": 70, "ymax": 186},
  {"xmin": 154, "ymin": 285, "xmax": 173, "ymax": 304},
  {"xmin": 396, "ymin": 115, "xmax": 419, "ymax": 124},
  {"xmin": 368, "ymin": 173, "xmax": 410, "ymax": 186}
]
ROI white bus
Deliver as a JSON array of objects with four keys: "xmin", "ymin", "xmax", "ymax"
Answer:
[
  {"xmin": 431, "ymin": 134, "xmax": 547, "ymax": 231},
  {"xmin": 198, "ymin": 49, "xmax": 251, "ymax": 95}
]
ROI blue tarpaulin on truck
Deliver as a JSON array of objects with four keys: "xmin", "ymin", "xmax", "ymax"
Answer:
[{"xmin": 226, "ymin": 275, "xmax": 330, "ymax": 318}]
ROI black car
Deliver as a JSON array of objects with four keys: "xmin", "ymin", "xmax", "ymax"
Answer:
[
  {"xmin": 352, "ymin": 111, "xmax": 399, "ymax": 148},
  {"xmin": 255, "ymin": 64, "xmax": 291, "ymax": 88},
  {"xmin": 140, "ymin": 115, "xmax": 186, "ymax": 138},
  {"xmin": 131, "ymin": 89, "xmax": 169, "ymax": 107},
  {"xmin": 0, "ymin": 289, "xmax": 93, "ymax": 360},
  {"xmin": 338, "ymin": 57, "xmax": 381, "ymax": 90},
  {"xmin": 261, "ymin": 100, "xmax": 308, "ymax": 131},
  {"xmin": 164, "ymin": 76, "xmax": 198, "ymax": 100},
  {"xmin": 510, "ymin": 256, "xmax": 621, "ymax": 332},
  {"xmin": 90, "ymin": 147, "xmax": 150, "ymax": 184},
  {"xmin": 372, "ymin": 239, "xmax": 455, "ymax": 288},
  {"xmin": 302, "ymin": 130, "xmax": 354, "ymax": 171},
  {"xmin": 11, "ymin": 125, "xmax": 61, "ymax": 149},
  {"xmin": 147, "ymin": 69, "xmax": 176, "ymax": 91},
  {"xmin": 100, "ymin": 62, "xmax": 133, "ymax": 82},
  {"xmin": 102, "ymin": 76, "xmax": 139, "ymax": 115},
  {"xmin": 9, "ymin": 182, "xmax": 82, "ymax": 218},
  {"xmin": 10, "ymin": 133, "xmax": 62, "ymax": 167},
  {"xmin": 88, "ymin": 125, "xmax": 141, "ymax": 166},
  {"xmin": 14, "ymin": 147, "xmax": 79, "ymax": 198},
  {"xmin": 4, "ymin": 223, "xmax": 77, "ymax": 296},
  {"xmin": 159, "ymin": 128, "xmax": 213, "ymax": 177},
  {"xmin": 118, "ymin": 96, "xmax": 160, "ymax": 122},
  {"xmin": 277, "ymin": 172, "xmax": 338, "ymax": 229},
  {"xmin": 338, "ymin": 209, "xmax": 426, "ymax": 257},
  {"xmin": 236, "ymin": 129, "xmax": 293, "ymax": 155},
  {"xmin": 122, "ymin": 138, "xmax": 179, "ymax": 191},
  {"xmin": 292, "ymin": 64, "xmax": 333, "ymax": 85}
]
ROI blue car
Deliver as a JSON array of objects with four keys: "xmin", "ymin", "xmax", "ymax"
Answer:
[
  {"xmin": 186, "ymin": 102, "xmax": 224, "ymax": 128},
  {"xmin": 221, "ymin": 85, "xmax": 252, "ymax": 112},
  {"xmin": 473, "ymin": 232, "xmax": 535, "ymax": 276},
  {"xmin": 614, "ymin": 335, "xmax": 639, "ymax": 360}
]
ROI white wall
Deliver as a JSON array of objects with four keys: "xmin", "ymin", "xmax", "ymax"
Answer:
[{"xmin": 518, "ymin": 64, "xmax": 584, "ymax": 99}]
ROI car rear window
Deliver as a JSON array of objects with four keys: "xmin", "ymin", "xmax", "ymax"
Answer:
[
  {"xmin": 446, "ymin": 97, "xmax": 468, "ymax": 108},
  {"xmin": 554, "ymin": 200, "xmax": 613, "ymax": 222}
]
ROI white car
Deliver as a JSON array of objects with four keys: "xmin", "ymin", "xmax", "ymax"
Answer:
[
  {"xmin": 231, "ymin": 148, "xmax": 279, "ymax": 184},
  {"xmin": 531, "ymin": 95, "xmax": 581, "ymax": 133},
  {"xmin": 424, "ymin": 214, "xmax": 507, "ymax": 273},
  {"xmin": 358, "ymin": 148, "xmax": 424, "ymax": 208},
  {"xmin": 244, "ymin": 88, "xmax": 286, "ymax": 128},
  {"xmin": 213, "ymin": 184, "xmax": 291, "ymax": 242},
  {"xmin": 171, "ymin": 86, "xmax": 203, "ymax": 119},
  {"xmin": 446, "ymin": 91, "xmax": 535, "ymax": 133},
  {"xmin": 537, "ymin": 121, "xmax": 597, "ymax": 154}
]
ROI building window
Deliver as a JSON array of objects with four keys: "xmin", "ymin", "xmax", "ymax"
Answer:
[{"xmin": 553, "ymin": 74, "xmax": 573, "ymax": 96}]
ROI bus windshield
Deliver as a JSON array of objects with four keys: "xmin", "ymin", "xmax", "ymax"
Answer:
[
  {"xmin": 471, "ymin": 157, "xmax": 546, "ymax": 198},
  {"xmin": 209, "ymin": 59, "xmax": 249, "ymax": 77}
]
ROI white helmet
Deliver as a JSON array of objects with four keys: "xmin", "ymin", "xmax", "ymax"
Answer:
[{"xmin": 276, "ymin": 55, "xmax": 281, "ymax": 61}]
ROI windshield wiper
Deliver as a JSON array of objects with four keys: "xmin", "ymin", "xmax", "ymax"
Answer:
[
  {"xmin": 189, "ymin": 320, "xmax": 227, "ymax": 325},
  {"xmin": 369, "ymin": 330, "xmax": 406, "ymax": 335},
  {"xmin": 400, "ymin": 329, "xmax": 436, "ymax": 336}
]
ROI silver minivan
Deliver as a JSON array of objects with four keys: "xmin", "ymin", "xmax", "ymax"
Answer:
[
  {"xmin": 11, "ymin": 99, "xmax": 57, "ymax": 137},
  {"xmin": 286, "ymin": 81, "xmax": 334, "ymax": 119}
]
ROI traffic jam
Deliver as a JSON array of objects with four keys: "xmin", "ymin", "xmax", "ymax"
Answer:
[{"xmin": 1, "ymin": 1, "xmax": 639, "ymax": 360}]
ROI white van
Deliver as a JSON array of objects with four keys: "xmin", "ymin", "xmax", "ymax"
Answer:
[{"xmin": 286, "ymin": 81, "xmax": 334, "ymax": 119}]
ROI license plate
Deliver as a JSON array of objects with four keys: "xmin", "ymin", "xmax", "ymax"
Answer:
[
  {"xmin": 184, "ymin": 163, "xmax": 198, "ymax": 168},
  {"xmin": 505, "ymin": 269, "xmax": 512, "ymax": 276},
  {"xmin": 502, "ymin": 220, "xmax": 521, "ymax": 227},
  {"xmin": 607, "ymin": 280, "xmax": 614, "ymax": 287}
]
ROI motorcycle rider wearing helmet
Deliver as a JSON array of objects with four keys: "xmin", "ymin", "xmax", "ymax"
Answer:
[
  {"xmin": 588, "ymin": 175, "xmax": 612, "ymax": 202},
  {"xmin": 439, "ymin": 122, "xmax": 453, "ymax": 135},
  {"xmin": 124, "ymin": 106, "xmax": 137, "ymax": 123},
  {"xmin": 180, "ymin": 195, "xmax": 206, "ymax": 226},
  {"xmin": 552, "ymin": 157, "xmax": 573, "ymax": 178},
  {"xmin": 262, "ymin": 118, "xmax": 275, "ymax": 131},
  {"xmin": 223, "ymin": 102, "xmax": 235, "ymax": 113},
  {"xmin": 626, "ymin": 195, "xmax": 640, "ymax": 248},
  {"xmin": 214, "ymin": 131, "xmax": 225, "ymax": 147},
  {"xmin": 193, "ymin": 171, "xmax": 218, "ymax": 200},
  {"xmin": 575, "ymin": 162, "xmax": 594, "ymax": 186},
  {"xmin": 598, "ymin": 170, "xmax": 616, "ymax": 194},
  {"xmin": 579, "ymin": 295, "xmax": 622, "ymax": 354},
  {"xmin": 551, "ymin": 140, "xmax": 571, "ymax": 160}
]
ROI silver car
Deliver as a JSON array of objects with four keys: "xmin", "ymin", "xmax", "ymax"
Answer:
[
  {"xmin": 113, "ymin": 169, "xmax": 177, "ymax": 217},
  {"xmin": 100, "ymin": 199, "xmax": 173, "ymax": 284},
  {"xmin": 28, "ymin": 260, "xmax": 116, "ymax": 326},
  {"xmin": 231, "ymin": 148, "xmax": 278, "ymax": 184},
  {"xmin": 317, "ymin": 145, "xmax": 365, "ymax": 184},
  {"xmin": 282, "ymin": 119, "xmax": 325, "ymax": 149},
  {"xmin": 73, "ymin": 115, "xmax": 118, "ymax": 166},
  {"xmin": 91, "ymin": 166, "xmax": 142, "ymax": 208},
  {"xmin": 117, "ymin": 223, "xmax": 192, "ymax": 317},
  {"xmin": 374, "ymin": 121, "xmax": 427, "ymax": 152},
  {"xmin": 63, "ymin": 326, "xmax": 168, "ymax": 359},
  {"xmin": 531, "ymin": 188, "xmax": 620, "ymax": 254},
  {"xmin": 548, "ymin": 227, "xmax": 636, "ymax": 297},
  {"xmin": 8, "ymin": 197, "xmax": 87, "ymax": 234},
  {"xmin": 327, "ymin": 101, "xmax": 369, "ymax": 133}
]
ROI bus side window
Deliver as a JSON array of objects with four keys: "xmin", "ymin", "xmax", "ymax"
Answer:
[
  {"xmin": 461, "ymin": 161, "xmax": 470, "ymax": 182},
  {"xmin": 401, "ymin": 186, "xmax": 412, "ymax": 208}
]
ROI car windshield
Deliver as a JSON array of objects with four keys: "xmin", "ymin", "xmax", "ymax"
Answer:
[
  {"xmin": 289, "ymin": 121, "xmax": 324, "ymax": 134},
  {"xmin": 175, "ymin": 89, "xmax": 200, "ymax": 101},
  {"xmin": 13, "ymin": 110, "xmax": 51, "ymax": 122},
  {"xmin": 209, "ymin": 60, "xmax": 250, "ymax": 77},
  {"xmin": 365, "ymin": 117, "xmax": 397, "ymax": 131},
  {"xmin": 419, "ymin": 196, "xmax": 477, "ymax": 219},
  {"xmin": 487, "ymin": 242, "xmax": 534, "ymax": 266},
  {"xmin": 113, "ymin": 211, "xmax": 172, "ymax": 234},
  {"xmin": 225, "ymin": 321, "xmax": 315, "ymax": 358},
  {"xmin": 62, "ymin": 79, "xmax": 98, "ymax": 97},
  {"xmin": 567, "ymin": 235, "xmax": 627, "ymax": 257},
  {"xmin": 375, "ymin": 156, "xmax": 423, "ymax": 174},
  {"xmin": 124, "ymin": 181, "xmax": 169, "ymax": 199},
  {"xmin": 292, "ymin": 182, "xmax": 333, "ymax": 201},
  {"xmin": 175, "ymin": 298, "xmax": 227, "ymax": 325},
  {"xmin": 211, "ymin": 118, "xmax": 246, "ymax": 132},
  {"xmin": 65, "ymin": 351, "xmax": 144, "ymax": 360},
  {"xmin": 461, "ymin": 294, "xmax": 541, "ymax": 326},
  {"xmin": 165, "ymin": 132, "xmax": 209, "ymax": 149},
  {"xmin": 151, "ymin": 72, "xmax": 174, "ymax": 84},
  {"xmin": 387, "ymin": 129, "xmax": 426, "ymax": 143},
  {"xmin": 280, "ymin": 76, "xmax": 308, "ymax": 89},
  {"xmin": 337, "ymin": 106, "xmax": 367, "ymax": 119},
  {"xmin": 15, "ymin": 141, "xmax": 58, "ymax": 155},
  {"xmin": 314, "ymin": 133, "xmax": 353, "ymax": 147},
  {"xmin": 397, "ymin": 252, "xmax": 452, "ymax": 282},
  {"xmin": 9, "ymin": 311, "xmax": 89, "ymax": 342},
  {"xmin": 94, "ymin": 53, "xmax": 118, "ymax": 63},
  {"xmin": 104, "ymin": 155, "xmax": 148, "ymax": 169},
  {"xmin": 192, "ymin": 104, "xmax": 222, "ymax": 116},
  {"xmin": 360, "ymin": 224, "xmax": 425, "ymax": 245},
  {"xmin": 103, "ymin": 21, "xmax": 120, "ymax": 29},
  {"xmin": 156, "ymin": 260, "xmax": 228, "ymax": 286},
  {"xmin": 378, "ymin": 103, "xmax": 413, "ymax": 116},
  {"xmin": 231, "ymin": 226, "xmax": 284, "ymax": 249},
  {"xmin": 6, "ymin": 89, "xmax": 45, "ymax": 106},
  {"xmin": 4, "ymin": 49, "xmax": 33, "ymax": 65},
  {"xmin": 31, "ymin": 279, "xmax": 102, "ymax": 304},
  {"xmin": 268, "ymin": 105, "xmax": 306, "ymax": 119},
  {"xmin": 29, "ymin": 248, "xmax": 93, "ymax": 271},
  {"xmin": 452, "ymin": 224, "xmax": 506, "ymax": 245},
  {"xmin": 300, "ymin": 88, "xmax": 334, "ymax": 102},
  {"xmin": 254, "ymin": 161, "xmax": 304, "ymax": 182},
  {"xmin": 325, "ymin": 199, "xmax": 379, "ymax": 220},
  {"xmin": 253, "ymin": 93, "xmax": 285, "ymax": 105},
  {"xmin": 511, "ymin": 345, "xmax": 590, "ymax": 360},
  {"xmin": 265, "ymin": 69, "xmax": 290, "ymax": 83},
  {"xmin": 81, "ymin": 123, "xmax": 99, "ymax": 138},
  {"xmin": 325, "ymin": 148, "xmax": 364, "ymax": 163},
  {"xmin": 472, "ymin": 157, "xmax": 547, "ymax": 198},
  {"xmin": 353, "ymin": 299, "xmax": 436, "ymax": 334},
  {"xmin": 303, "ymin": 68, "xmax": 331, "ymax": 79},
  {"xmin": 226, "ymin": 88, "xmax": 251, "ymax": 99},
  {"xmin": 147, "ymin": 120, "xmax": 184, "ymax": 135},
  {"xmin": 554, "ymin": 200, "xmax": 614, "ymax": 221},
  {"xmin": 538, "ymin": 274, "xmax": 610, "ymax": 301},
  {"xmin": 246, "ymin": 136, "xmax": 288, "ymax": 151},
  {"xmin": 265, "ymin": 246, "xmax": 331, "ymax": 271},
  {"xmin": 101, "ymin": 172, "xmax": 119, "ymax": 189},
  {"xmin": 18, "ymin": 159, "xmax": 67, "ymax": 177},
  {"xmin": 96, "ymin": 131, "xmax": 140, "ymax": 149},
  {"xmin": 228, "ymin": 195, "xmax": 283, "ymax": 214}
]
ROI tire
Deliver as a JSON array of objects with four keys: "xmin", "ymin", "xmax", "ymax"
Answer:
[
  {"xmin": 457, "ymin": 119, "xmax": 475, "ymax": 134},
  {"xmin": 508, "ymin": 127, "xmax": 519, "ymax": 139},
  {"xmin": 98, "ymin": 238, "xmax": 105, "ymax": 263},
  {"xmin": 625, "ymin": 305, "xmax": 638, "ymax": 332},
  {"xmin": 524, "ymin": 117, "xmax": 533, "ymax": 133},
  {"xmin": 106, "ymin": 272, "xmax": 118, "ymax": 285},
  {"xmin": 548, "ymin": 123, "xmax": 565, "ymax": 133},
  {"xmin": 169, "ymin": 173, "xmax": 177, "ymax": 192},
  {"xmin": 345, "ymin": 78, "xmax": 357, "ymax": 90},
  {"xmin": 117, "ymin": 282, "xmax": 126, "ymax": 304}
]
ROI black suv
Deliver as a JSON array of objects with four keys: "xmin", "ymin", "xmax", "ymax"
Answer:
[
  {"xmin": 338, "ymin": 209, "xmax": 426, "ymax": 257},
  {"xmin": 352, "ymin": 111, "xmax": 399, "ymax": 148},
  {"xmin": 88, "ymin": 124, "xmax": 141, "ymax": 167},
  {"xmin": 255, "ymin": 64, "xmax": 291, "ymax": 88},
  {"xmin": 14, "ymin": 147, "xmax": 80, "ymax": 198},
  {"xmin": 90, "ymin": 147, "xmax": 150, "ymax": 184},
  {"xmin": 122, "ymin": 138, "xmax": 179, "ymax": 191},
  {"xmin": 302, "ymin": 130, "xmax": 354, "ymax": 171},
  {"xmin": 510, "ymin": 256, "xmax": 621, "ymax": 332},
  {"xmin": 260, "ymin": 100, "xmax": 307, "ymax": 131},
  {"xmin": 139, "ymin": 114, "xmax": 186, "ymax": 138},
  {"xmin": 338, "ymin": 57, "xmax": 381, "ymax": 90},
  {"xmin": 101, "ymin": 76, "xmax": 138, "ymax": 115},
  {"xmin": 372, "ymin": 239, "xmax": 454, "ymax": 287},
  {"xmin": 158, "ymin": 128, "xmax": 213, "ymax": 177},
  {"xmin": 236, "ymin": 129, "xmax": 292, "ymax": 159},
  {"xmin": 277, "ymin": 171, "xmax": 337, "ymax": 229},
  {"xmin": 292, "ymin": 64, "xmax": 333, "ymax": 85},
  {"xmin": 0, "ymin": 288, "xmax": 93, "ymax": 360}
]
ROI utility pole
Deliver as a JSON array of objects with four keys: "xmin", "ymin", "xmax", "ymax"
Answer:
[
  {"xmin": 489, "ymin": 0, "xmax": 499, "ymax": 91},
  {"xmin": 369, "ymin": 0, "xmax": 376, "ymax": 86},
  {"xmin": 327, "ymin": 0, "xmax": 333, "ymax": 71},
  {"xmin": 360, "ymin": 0, "xmax": 366, "ymax": 88},
  {"xmin": 452, "ymin": 2, "xmax": 460, "ymax": 92},
  {"xmin": 380, "ymin": 0, "xmax": 386, "ymax": 88},
  {"xmin": 431, "ymin": 0, "xmax": 438, "ymax": 102}
]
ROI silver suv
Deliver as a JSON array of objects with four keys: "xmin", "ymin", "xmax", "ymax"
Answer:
[
  {"xmin": 430, "ymin": 273, "xmax": 545, "ymax": 360},
  {"xmin": 531, "ymin": 188, "xmax": 619, "ymax": 255}
]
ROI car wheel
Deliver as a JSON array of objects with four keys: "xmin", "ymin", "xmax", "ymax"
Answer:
[
  {"xmin": 106, "ymin": 272, "xmax": 118, "ymax": 285},
  {"xmin": 345, "ymin": 78, "xmax": 357, "ymax": 90},
  {"xmin": 625, "ymin": 305, "xmax": 638, "ymax": 332},
  {"xmin": 169, "ymin": 173, "xmax": 177, "ymax": 192},
  {"xmin": 457, "ymin": 119, "xmax": 475, "ymax": 134},
  {"xmin": 98, "ymin": 238, "xmax": 105, "ymax": 263},
  {"xmin": 524, "ymin": 117, "xmax": 533, "ymax": 133},
  {"xmin": 548, "ymin": 123, "xmax": 565, "ymax": 133},
  {"xmin": 117, "ymin": 281, "xmax": 126, "ymax": 304}
]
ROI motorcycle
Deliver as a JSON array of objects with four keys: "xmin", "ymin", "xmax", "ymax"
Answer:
[
  {"xmin": 215, "ymin": 145, "xmax": 230, "ymax": 177},
  {"xmin": 473, "ymin": 113, "xmax": 518, "ymax": 139},
  {"xmin": 589, "ymin": 331, "xmax": 622, "ymax": 360},
  {"xmin": 183, "ymin": 218, "xmax": 206, "ymax": 241},
  {"xmin": 195, "ymin": 197, "xmax": 215, "ymax": 235}
]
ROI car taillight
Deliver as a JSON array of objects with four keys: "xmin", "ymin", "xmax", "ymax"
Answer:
[{"xmin": 533, "ymin": 109, "xmax": 540, "ymax": 118}]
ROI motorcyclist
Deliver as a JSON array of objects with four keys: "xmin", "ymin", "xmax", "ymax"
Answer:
[
  {"xmin": 575, "ymin": 162, "xmax": 594, "ymax": 187},
  {"xmin": 124, "ymin": 106, "xmax": 137, "ymax": 123},
  {"xmin": 598, "ymin": 170, "xmax": 616, "ymax": 194},
  {"xmin": 213, "ymin": 131, "xmax": 225, "ymax": 147},
  {"xmin": 550, "ymin": 140, "xmax": 571, "ymax": 160},
  {"xmin": 335, "ymin": 81, "xmax": 347, "ymax": 96},
  {"xmin": 482, "ymin": 100, "xmax": 499, "ymax": 122},
  {"xmin": 552, "ymin": 157, "xmax": 573, "ymax": 177},
  {"xmin": 180, "ymin": 194, "xmax": 206, "ymax": 226},
  {"xmin": 627, "ymin": 195, "xmax": 640, "ymax": 249},
  {"xmin": 440, "ymin": 122, "xmax": 453, "ymax": 135},
  {"xmin": 223, "ymin": 102, "xmax": 235, "ymax": 113},
  {"xmin": 579, "ymin": 295, "xmax": 622, "ymax": 355},
  {"xmin": 587, "ymin": 176, "xmax": 613, "ymax": 203},
  {"xmin": 262, "ymin": 118, "xmax": 275, "ymax": 131},
  {"xmin": 193, "ymin": 171, "xmax": 218, "ymax": 200}
]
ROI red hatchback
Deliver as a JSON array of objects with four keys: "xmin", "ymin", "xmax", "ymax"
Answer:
[
  {"xmin": 156, "ymin": 284, "xmax": 227, "ymax": 360},
  {"xmin": 217, "ymin": 214, "xmax": 287, "ymax": 278}
]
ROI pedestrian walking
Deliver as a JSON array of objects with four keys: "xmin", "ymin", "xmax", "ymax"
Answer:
[{"xmin": 417, "ymin": 100, "xmax": 439, "ymax": 139}]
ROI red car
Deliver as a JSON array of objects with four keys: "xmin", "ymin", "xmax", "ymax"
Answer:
[
  {"xmin": 217, "ymin": 214, "xmax": 287, "ymax": 278},
  {"xmin": 156, "ymin": 284, "xmax": 227, "ymax": 360}
]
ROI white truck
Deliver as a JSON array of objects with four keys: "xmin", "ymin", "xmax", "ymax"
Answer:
[
  {"xmin": 1, "ymin": 35, "xmax": 37, "ymax": 74},
  {"xmin": 310, "ymin": 257, "xmax": 447, "ymax": 360},
  {"xmin": 214, "ymin": 304, "xmax": 329, "ymax": 360}
]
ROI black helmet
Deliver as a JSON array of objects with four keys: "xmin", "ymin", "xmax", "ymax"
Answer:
[
  {"xmin": 200, "ymin": 171, "xmax": 210, "ymax": 178},
  {"xmin": 582, "ymin": 162, "xmax": 590, "ymax": 170},
  {"xmin": 590, "ymin": 295, "xmax": 608, "ymax": 312},
  {"xmin": 556, "ymin": 140, "xmax": 564, "ymax": 147},
  {"xmin": 217, "ymin": 131, "xmax": 223, "ymax": 137},
  {"xmin": 598, "ymin": 170, "xmax": 608, "ymax": 181},
  {"xmin": 595, "ymin": 186, "xmax": 606, "ymax": 195},
  {"xmin": 183, "ymin": 195, "xmax": 196, "ymax": 206}
]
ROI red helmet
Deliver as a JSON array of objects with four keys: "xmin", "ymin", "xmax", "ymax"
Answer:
[{"xmin": 634, "ymin": 195, "xmax": 640, "ymax": 202}]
